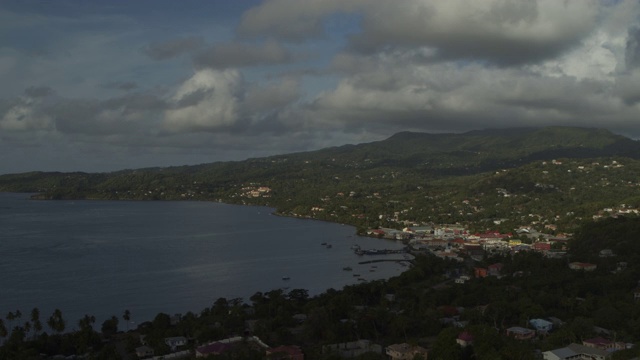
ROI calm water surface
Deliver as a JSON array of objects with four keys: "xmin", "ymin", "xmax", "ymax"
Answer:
[{"xmin": 0, "ymin": 193, "xmax": 408, "ymax": 328}]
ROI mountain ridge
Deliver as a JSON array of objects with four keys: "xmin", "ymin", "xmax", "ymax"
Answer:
[{"xmin": 2, "ymin": 126, "xmax": 640, "ymax": 234}]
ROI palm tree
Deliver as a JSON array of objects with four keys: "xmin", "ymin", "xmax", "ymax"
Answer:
[
  {"xmin": 23, "ymin": 321, "xmax": 31, "ymax": 339},
  {"xmin": 123, "ymin": 309, "xmax": 131, "ymax": 332},
  {"xmin": 31, "ymin": 308, "xmax": 42, "ymax": 340},
  {"xmin": 78, "ymin": 314, "xmax": 96, "ymax": 332},
  {"xmin": 47, "ymin": 309, "xmax": 65, "ymax": 334},
  {"xmin": 0, "ymin": 319, "xmax": 8, "ymax": 339},
  {"xmin": 5, "ymin": 311, "xmax": 15, "ymax": 329}
]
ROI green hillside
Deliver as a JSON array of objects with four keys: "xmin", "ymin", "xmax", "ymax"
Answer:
[{"xmin": 2, "ymin": 126, "xmax": 639, "ymax": 233}]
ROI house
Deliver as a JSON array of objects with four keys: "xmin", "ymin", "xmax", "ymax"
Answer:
[
  {"xmin": 267, "ymin": 345, "xmax": 304, "ymax": 360},
  {"xmin": 464, "ymin": 245, "xmax": 485, "ymax": 261},
  {"xmin": 487, "ymin": 263, "xmax": 503, "ymax": 276},
  {"xmin": 506, "ymin": 327, "xmax": 536, "ymax": 340},
  {"xmin": 568, "ymin": 262, "xmax": 597, "ymax": 271},
  {"xmin": 533, "ymin": 242, "xmax": 551, "ymax": 252},
  {"xmin": 322, "ymin": 340, "xmax": 382, "ymax": 358},
  {"xmin": 529, "ymin": 318, "xmax": 553, "ymax": 333},
  {"xmin": 135, "ymin": 345, "xmax": 154, "ymax": 358},
  {"xmin": 474, "ymin": 267, "xmax": 488, "ymax": 278},
  {"xmin": 599, "ymin": 249, "xmax": 615, "ymax": 257},
  {"xmin": 196, "ymin": 336, "xmax": 269, "ymax": 358},
  {"xmin": 582, "ymin": 337, "xmax": 627, "ymax": 351},
  {"xmin": 542, "ymin": 343, "xmax": 610, "ymax": 360},
  {"xmin": 456, "ymin": 331, "xmax": 474, "ymax": 347},
  {"xmin": 165, "ymin": 336, "xmax": 188, "ymax": 351},
  {"xmin": 385, "ymin": 343, "xmax": 428, "ymax": 360},
  {"xmin": 196, "ymin": 342, "xmax": 233, "ymax": 357}
]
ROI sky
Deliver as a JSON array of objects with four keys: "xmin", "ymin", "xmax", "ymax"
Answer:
[{"xmin": 2, "ymin": 0, "xmax": 640, "ymax": 174}]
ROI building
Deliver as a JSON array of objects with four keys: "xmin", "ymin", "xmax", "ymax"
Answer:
[
  {"xmin": 165, "ymin": 336, "xmax": 187, "ymax": 351},
  {"xmin": 267, "ymin": 345, "xmax": 304, "ymax": 360},
  {"xmin": 542, "ymin": 343, "xmax": 610, "ymax": 360},
  {"xmin": 582, "ymin": 337, "xmax": 627, "ymax": 351},
  {"xmin": 506, "ymin": 326, "xmax": 536, "ymax": 340},
  {"xmin": 385, "ymin": 343, "xmax": 428, "ymax": 359},
  {"xmin": 196, "ymin": 342, "xmax": 233, "ymax": 357},
  {"xmin": 568, "ymin": 262, "xmax": 597, "ymax": 271},
  {"xmin": 529, "ymin": 319, "xmax": 553, "ymax": 333},
  {"xmin": 474, "ymin": 267, "xmax": 488, "ymax": 278},
  {"xmin": 533, "ymin": 242, "xmax": 551, "ymax": 252},
  {"xmin": 135, "ymin": 346, "xmax": 154, "ymax": 358},
  {"xmin": 487, "ymin": 263, "xmax": 503, "ymax": 276},
  {"xmin": 456, "ymin": 331, "xmax": 474, "ymax": 348},
  {"xmin": 196, "ymin": 336, "xmax": 269, "ymax": 358},
  {"xmin": 322, "ymin": 340, "xmax": 382, "ymax": 358}
]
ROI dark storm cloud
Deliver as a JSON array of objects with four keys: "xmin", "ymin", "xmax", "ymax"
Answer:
[
  {"xmin": 193, "ymin": 40, "xmax": 293, "ymax": 69},
  {"xmin": 50, "ymin": 93, "xmax": 166, "ymax": 136},
  {"xmin": 238, "ymin": 0, "xmax": 599, "ymax": 66},
  {"xmin": 24, "ymin": 86, "xmax": 54, "ymax": 98},
  {"xmin": 346, "ymin": 1, "xmax": 598, "ymax": 66},
  {"xmin": 143, "ymin": 36, "xmax": 204, "ymax": 60},
  {"xmin": 626, "ymin": 27, "xmax": 640, "ymax": 70},
  {"xmin": 103, "ymin": 81, "xmax": 138, "ymax": 91}
]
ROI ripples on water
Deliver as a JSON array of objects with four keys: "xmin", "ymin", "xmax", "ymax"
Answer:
[{"xmin": 0, "ymin": 193, "xmax": 409, "ymax": 326}]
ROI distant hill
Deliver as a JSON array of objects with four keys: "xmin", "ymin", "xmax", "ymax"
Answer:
[{"xmin": 2, "ymin": 126, "xmax": 640, "ymax": 232}]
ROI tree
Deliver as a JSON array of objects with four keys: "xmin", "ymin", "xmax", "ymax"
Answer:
[
  {"xmin": 78, "ymin": 314, "xmax": 96, "ymax": 332},
  {"xmin": 0, "ymin": 319, "xmax": 7, "ymax": 339},
  {"xmin": 123, "ymin": 309, "xmax": 131, "ymax": 332},
  {"xmin": 30, "ymin": 308, "xmax": 42, "ymax": 340},
  {"xmin": 5, "ymin": 312, "xmax": 15, "ymax": 329},
  {"xmin": 47, "ymin": 308, "xmax": 65, "ymax": 334},
  {"xmin": 101, "ymin": 316, "xmax": 119, "ymax": 338}
]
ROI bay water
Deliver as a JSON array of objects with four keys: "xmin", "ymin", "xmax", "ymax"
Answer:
[{"xmin": 0, "ymin": 193, "xmax": 407, "ymax": 330}]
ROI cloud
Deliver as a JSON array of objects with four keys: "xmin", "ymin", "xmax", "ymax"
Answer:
[
  {"xmin": 239, "ymin": 0, "xmax": 600, "ymax": 66},
  {"xmin": 626, "ymin": 27, "xmax": 640, "ymax": 70},
  {"xmin": 103, "ymin": 81, "xmax": 138, "ymax": 91},
  {"xmin": 24, "ymin": 86, "xmax": 54, "ymax": 98},
  {"xmin": 280, "ymin": 54, "xmax": 637, "ymax": 138},
  {"xmin": 0, "ymin": 97, "xmax": 54, "ymax": 131},
  {"xmin": 143, "ymin": 36, "xmax": 204, "ymax": 60},
  {"xmin": 193, "ymin": 40, "xmax": 294, "ymax": 69},
  {"xmin": 162, "ymin": 69, "xmax": 243, "ymax": 133},
  {"xmin": 244, "ymin": 77, "xmax": 300, "ymax": 113},
  {"xmin": 238, "ymin": 0, "xmax": 363, "ymax": 42},
  {"xmin": 51, "ymin": 93, "xmax": 166, "ymax": 136}
]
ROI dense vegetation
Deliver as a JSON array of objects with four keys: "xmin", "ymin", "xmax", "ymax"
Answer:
[
  {"xmin": 3, "ymin": 127, "xmax": 640, "ymax": 234},
  {"xmin": 3, "ymin": 217, "xmax": 640, "ymax": 359}
]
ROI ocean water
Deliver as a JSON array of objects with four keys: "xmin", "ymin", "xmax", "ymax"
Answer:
[{"xmin": 0, "ymin": 193, "xmax": 408, "ymax": 329}]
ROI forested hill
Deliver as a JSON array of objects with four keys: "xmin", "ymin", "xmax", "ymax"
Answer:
[{"xmin": 2, "ymin": 126, "xmax": 640, "ymax": 233}]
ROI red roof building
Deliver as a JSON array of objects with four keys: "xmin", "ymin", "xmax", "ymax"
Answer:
[{"xmin": 267, "ymin": 345, "xmax": 304, "ymax": 360}]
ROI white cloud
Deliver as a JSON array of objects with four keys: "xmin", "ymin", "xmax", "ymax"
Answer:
[
  {"xmin": 163, "ymin": 69, "xmax": 243, "ymax": 133},
  {"xmin": 0, "ymin": 97, "xmax": 53, "ymax": 131}
]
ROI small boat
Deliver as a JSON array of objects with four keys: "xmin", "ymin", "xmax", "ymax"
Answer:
[
  {"xmin": 282, "ymin": 276, "xmax": 290, "ymax": 280},
  {"xmin": 321, "ymin": 242, "xmax": 327, "ymax": 245},
  {"xmin": 353, "ymin": 274, "xmax": 360, "ymax": 277},
  {"xmin": 326, "ymin": 244, "xmax": 332, "ymax": 248},
  {"xmin": 343, "ymin": 267, "xmax": 353, "ymax": 271}
]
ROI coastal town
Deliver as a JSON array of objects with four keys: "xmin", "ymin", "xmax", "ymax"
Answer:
[{"xmin": 5, "ymin": 129, "xmax": 640, "ymax": 358}]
